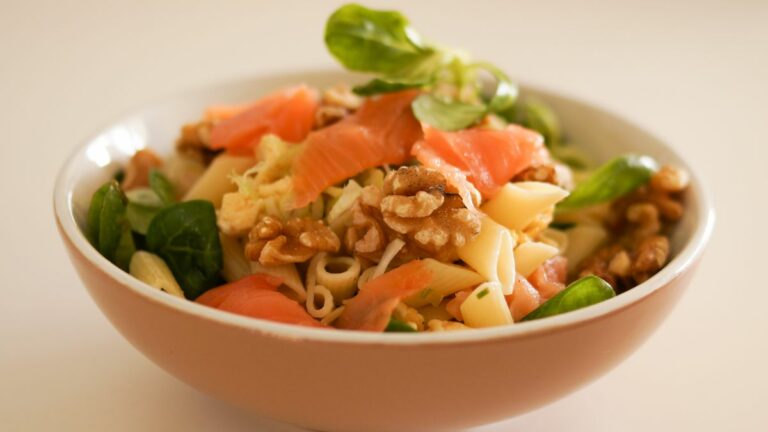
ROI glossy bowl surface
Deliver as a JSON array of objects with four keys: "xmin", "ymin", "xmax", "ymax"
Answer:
[{"xmin": 54, "ymin": 70, "xmax": 714, "ymax": 432}]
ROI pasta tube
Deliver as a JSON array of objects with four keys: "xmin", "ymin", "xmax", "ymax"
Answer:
[
  {"xmin": 514, "ymin": 242, "xmax": 560, "ymax": 278},
  {"xmin": 458, "ymin": 216, "xmax": 516, "ymax": 295},
  {"xmin": 183, "ymin": 154, "xmax": 255, "ymax": 208},
  {"xmin": 314, "ymin": 255, "xmax": 362, "ymax": 304},
  {"xmin": 250, "ymin": 261, "xmax": 307, "ymax": 302},
  {"xmin": 459, "ymin": 282, "xmax": 513, "ymax": 328},
  {"xmin": 129, "ymin": 251, "xmax": 184, "ymax": 298},
  {"xmin": 404, "ymin": 259, "xmax": 484, "ymax": 308},
  {"xmin": 482, "ymin": 182, "xmax": 568, "ymax": 231},
  {"xmin": 219, "ymin": 233, "xmax": 252, "ymax": 282}
]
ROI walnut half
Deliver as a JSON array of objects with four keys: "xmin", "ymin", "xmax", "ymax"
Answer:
[
  {"xmin": 345, "ymin": 166, "xmax": 481, "ymax": 263},
  {"xmin": 245, "ymin": 216, "xmax": 340, "ymax": 266}
]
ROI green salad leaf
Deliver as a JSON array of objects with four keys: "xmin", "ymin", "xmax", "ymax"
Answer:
[
  {"xmin": 325, "ymin": 3, "xmax": 438, "ymax": 77},
  {"xmin": 411, "ymin": 94, "xmax": 487, "ymax": 131},
  {"xmin": 125, "ymin": 188, "xmax": 164, "ymax": 235},
  {"xmin": 325, "ymin": 4, "xmax": 522, "ymax": 131},
  {"xmin": 557, "ymin": 155, "xmax": 659, "ymax": 211},
  {"xmin": 86, "ymin": 180, "xmax": 135, "ymax": 270},
  {"xmin": 149, "ymin": 169, "xmax": 175, "ymax": 205},
  {"xmin": 146, "ymin": 200, "xmax": 223, "ymax": 299},
  {"xmin": 522, "ymin": 275, "xmax": 616, "ymax": 321},
  {"xmin": 522, "ymin": 99, "xmax": 561, "ymax": 146},
  {"xmin": 385, "ymin": 318, "xmax": 417, "ymax": 332},
  {"xmin": 353, "ymin": 77, "xmax": 431, "ymax": 96}
]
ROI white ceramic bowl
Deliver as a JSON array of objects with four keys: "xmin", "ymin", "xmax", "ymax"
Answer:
[{"xmin": 54, "ymin": 70, "xmax": 714, "ymax": 432}]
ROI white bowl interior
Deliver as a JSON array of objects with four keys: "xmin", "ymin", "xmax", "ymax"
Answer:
[{"xmin": 55, "ymin": 69, "xmax": 714, "ymax": 344}]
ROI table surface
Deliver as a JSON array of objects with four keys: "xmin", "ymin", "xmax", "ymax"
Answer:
[{"xmin": 2, "ymin": 0, "xmax": 766, "ymax": 430}]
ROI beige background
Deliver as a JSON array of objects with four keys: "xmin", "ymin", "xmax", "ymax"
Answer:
[{"xmin": 1, "ymin": 0, "xmax": 766, "ymax": 430}]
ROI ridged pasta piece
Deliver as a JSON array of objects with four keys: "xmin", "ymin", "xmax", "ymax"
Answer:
[
  {"xmin": 514, "ymin": 241, "xmax": 560, "ymax": 278},
  {"xmin": 306, "ymin": 284, "xmax": 335, "ymax": 318},
  {"xmin": 457, "ymin": 215, "xmax": 517, "ymax": 295},
  {"xmin": 459, "ymin": 282, "xmax": 513, "ymax": 328},
  {"xmin": 404, "ymin": 259, "xmax": 485, "ymax": 308},
  {"xmin": 539, "ymin": 228, "xmax": 569, "ymax": 254},
  {"xmin": 320, "ymin": 305, "xmax": 346, "ymax": 326},
  {"xmin": 417, "ymin": 303, "xmax": 453, "ymax": 322},
  {"xmin": 564, "ymin": 224, "xmax": 609, "ymax": 273},
  {"xmin": 250, "ymin": 261, "xmax": 307, "ymax": 301},
  {"xmin": 219, "ymin": 233, "xmax": 252, "ymax": 282},
  {"xmin": 314, "ymin": 255, "xmax": 362, "ymax": 304},
  {"xmin": 482, "ymin": 181, "xmax": 569, "ymax": 231},
  {"xmin": 129, "ymin": 251, "xmax": 184, "ymax": 298},
  {"xmin": 357, "ymin": 267, "xmax": 378, "ymax": 291},
  {"xmin": 183, "ymin": 154, "xmax": 255, "ymax": 208},
  {"xmin": 373, "ymin": 238, "xmax": 406, "ymax": 278},
  {"xmin": 326, "ymin": 180, "xmax": 362, "ymax": 223}
]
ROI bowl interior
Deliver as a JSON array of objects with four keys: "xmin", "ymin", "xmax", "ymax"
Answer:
[{"xmin": 55, "ymin": 69, "xmax": 713, "ymax": 344}]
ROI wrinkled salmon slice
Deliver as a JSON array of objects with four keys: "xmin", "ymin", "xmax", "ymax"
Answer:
[
  {"xmin": 336, "ymin": 260, "xmax": 433, "ymax": 331},
  {"xmin": 413, "ymin": 124, "xmax": 542, "ymax": 203},
  {"xmin": 210, "ymin": 85, "xmax": 318, "ymax": 156},
  {"xmin": 291, "ymin": 89, "xmax": 422, "ymax": 208},
  {"xmin": 196, "ymin": 274, "xmax": 325, "ymax": 328}
]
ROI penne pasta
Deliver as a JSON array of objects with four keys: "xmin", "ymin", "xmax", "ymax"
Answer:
[
  {"xmin": 306, "ymin": 284, "xmax": 335, "ymax": 318},
  {"xmin": 564, "ymin": 224, "xmax": 609, "ymax": 273},
  {"xmin": 459, "ymin": 282, "xmax": 513, "ymax": 328},
  {"xmin": 458, "ymin": 215, "xmax": 517, "ymax": 295},
  {"xmin": 514, "ymin": 241, "xmax": 560, "ymax": 278},
  {"xmin": 219, "ymin": 233, "xmax": 252, "ymax": 282},
  {"xmin": 320, "ymin": 305, "xmax": 346, "ymax": 325},
  {"xmin": 250, "ymin": 261, "xmax": 307, "ymax": 301},
  {"xmin": 129, "ymin": 251, "xmax": 184, "ymax": 298},
  {"xmin": 183, "ymin": 154, "xmax": 255, "ymax": 208},
  {"xmin": 373, "ymin": 238, "xmax": 406, "ymax": 278},
  {"xmin": 314, "ymin": 255, "xmax": 362, "ymax": 304},
  {"xmin": 482, "ymin": 181, "xmax": 569, "ymax": 231},
  {"xmin": 539, "ymin": 228, "xmax": 569, "ymax": 254},
  {"xmin": 404, "ymin": 259, "xmax": 484, "ymax": 307}
]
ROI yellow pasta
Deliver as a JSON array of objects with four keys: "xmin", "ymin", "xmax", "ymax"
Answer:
[
  {"xmin": 219, "ymin": 233, "xmax": 251, "ymax": 282},
  {"xmin": 458, "ymin": 215, "xmax": 517, "ymax": 295},
  {"xmin": 129, "ymin": 251, "xmax": 184, "ymax": 298},
  {"xmin": 250, "ymin": 261, "xmax": 307, "ymax": 301},
  {"xmin": 564, "ymin": 224, "xmax": 609, "ymax": 273},
  {"xmin": 183, "ymin": 154, "xmax": 255, "ymax": 208},
  {"xmin": 514, "ymin": 241, "xmax": 560, "ymax": 278},
  {"xmin": 320, "ymin": 305, "xmax": 346, "ymax": 325},
  {"xmin": 539, "ymin": 228, "xmax": 569, "ymax": 254},
  {"xmin": 314, "ymin": 255, "xmax": 362, "ymax": 303},
  {"xmin": 306, "ymin": 284, "xmax": 335, "ymax": 318},
  {"xmin": 404, "ymin": 259, "xmax": 484, "ymax": 308},
  {"xmin": 326, "ymin": 180, "xmax": 362, "ymax": 223},
  {"xmin": 459, "ymin": 282, "xmax": 513, "ymax": 328},
  {"xmin": 482, "ymin": 181, "xmax": 569, "ymax": 231},
  {"xmin": 417, "ymin": 303, "xmax": 454, "ymax": 322},
  {"xmin": 357, "ymin": 267, "xmax": 378, "ymax": 291},
  {"xmin": 373, "ymin": 238, "xmax": 406, "ymax": 278}
]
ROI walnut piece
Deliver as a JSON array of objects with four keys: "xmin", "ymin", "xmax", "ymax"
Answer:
[
  {"xmin": 427, "ymin": 319, "xmax": 471, "ymax": 332},
  {"xmin": 121, "ymin": 149, "xmax": 163, "ymax": 191},
  {"xmin": 345, "ymin": 166, "xmax": 481, "ymax": 263},
  {"xmin": 175, "ymin": 119, "xmax": 220, "ymax": 164},
  {"xmin": 574, "ymin": 164, "xmax": 688, "ymax": 293},
  {"xmin": 314, "ymin": 84, "xmax": 361, "ymax": 128},
  {"xmin": 245, "ymin": 216, "xmax": 340, "ymax": 266}
]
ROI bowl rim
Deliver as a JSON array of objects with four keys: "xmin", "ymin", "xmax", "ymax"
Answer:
[{"xmin": 53, "ymin": 68, "xmax": 715, "ymax": 346}]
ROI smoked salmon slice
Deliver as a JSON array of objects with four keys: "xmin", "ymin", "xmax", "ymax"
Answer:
[
  {"xmin": 210, "ymin": 85, "xmax": 318, "ymax": 156},
  {"xmin": 412, "ymin": 124, "xmax": 542, "ymax": 202},
  {"xmin": 506, "ymin": 275, "xmax": 542, "ymax": 322},
  {"xmin": 528, "ymin": 256, "xmax": 567, "ymax": 300},
  {"xmin": 196, "ymin": 274, "xmax": 325, "ymax": 328},
  {"xmin": 336, "ymin": 260, "xmax": 433, "ymax": 332},
  {"xmin": 291, "ymin": 89, "xmax": 422, "ymax": 208}
]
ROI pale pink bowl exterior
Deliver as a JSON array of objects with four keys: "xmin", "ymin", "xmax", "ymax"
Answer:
[{"xmin": 54, "ymin": 71, "xmax": 714, "ymax": 432}]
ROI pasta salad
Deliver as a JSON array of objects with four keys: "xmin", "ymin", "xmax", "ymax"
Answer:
[{"xmin": 85, "ymin": 4, "xmax": 689, "ymax": 332}]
